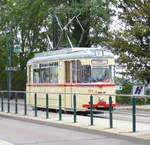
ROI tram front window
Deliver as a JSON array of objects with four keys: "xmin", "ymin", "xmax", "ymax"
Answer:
[
  {"xmin": 91, "ymin": 67, "xmax": 112, "ymax": 82},
  {"xmin": 72, "ymin": 60, "xmax": 114, "ymax": 83}
]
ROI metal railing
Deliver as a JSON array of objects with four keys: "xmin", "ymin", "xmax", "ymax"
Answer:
[{"xmin": 0, "ymin": 91, "xmax": 149, "ymax": 133}]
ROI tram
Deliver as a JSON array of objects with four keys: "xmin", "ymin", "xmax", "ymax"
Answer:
[{"xmin": 26, "ymin": 47, "xmax": 116, "ymax": 111}]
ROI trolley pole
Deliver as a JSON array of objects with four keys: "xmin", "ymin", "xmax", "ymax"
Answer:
[{"xmin": 52, "ymin": 15, "xmax": 58, "ymax": 49}]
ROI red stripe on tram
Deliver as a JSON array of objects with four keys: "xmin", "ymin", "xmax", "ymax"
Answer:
[{"xmin": 26, "ymin": 84, "xmax": 116, "ymax": 88}]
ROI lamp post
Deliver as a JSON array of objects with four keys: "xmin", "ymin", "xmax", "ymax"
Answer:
[{"xmin": 6, "ymin": 37, "xmax": 21, "ymax": 98}]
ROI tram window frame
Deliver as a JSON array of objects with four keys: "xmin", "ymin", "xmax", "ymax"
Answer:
[
  {"xmin": 81, "ymin": 65, "xmax": 91, "ymax": 83},
  {"xmin": 38, "ymin": 62, "xmax": 58, "ymax": 84},
  {"xmin": 33, "ymin": 62, "xmax": 59, "ymax": 84},
  {"xmin": 72, "ymin": 60, "xmax": 91, "ymax": 83},
  {"xmin": 40, "ymin": 63, "xmax": 50, "ymax": 83},
  {"xmin": 91, "ymin": 66, "xmax": 113, "ymax": 83},
  {"xmin": 49, "ymin": 62, "xmax": 58, "ymax": 83},
  {"xmin": 33, "ymin": 68, "xmax": 40, "ymax": 84}
]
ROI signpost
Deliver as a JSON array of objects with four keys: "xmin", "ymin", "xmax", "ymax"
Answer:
[
  {"xmin": 132, "ymin": 85, "xmax": 145, "ymax": 132},
  {"xmin": 6, "ymin": 37, "xmax": 21, "ymax": 99}
]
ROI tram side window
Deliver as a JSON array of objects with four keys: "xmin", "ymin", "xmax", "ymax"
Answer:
[
  {"xmin": 40, "ymin": 67, "xmax": 50, "ymax": 83},
  {"xmin": 72, "ymin": 60, "xmax": 91, "ymax": 83},
  {"xmin": 49, "ymin": 62, "xmax": 58, "ymax": 83},
  {"xmin": 39, "ymin": 62, "xmax": 58, "ymax": 84},
  {"xmin": 82, "ymin": 65, "xmax": 91, "ymax": 83},
  {"xmin": 33, "ymin": 69, "xmax": 40, "ymax": 83}
]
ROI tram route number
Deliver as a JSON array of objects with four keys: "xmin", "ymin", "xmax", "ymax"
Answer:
[{"xmin": 88, "ymin": 89, "xmax": 106, "ymax": 94}]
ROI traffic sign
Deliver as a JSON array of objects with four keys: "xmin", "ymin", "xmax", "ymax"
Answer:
[
  {"xmin": 5, "ymin": 66, "xmax": 20, "ymax": 71},
  {"xmin": 115, "ymin": 85, "xmax": 122, "ymax": 90},
  {"xmin": 13, "ymin": 44, "xmax": 22, "ymax": 53},
  {"xmin": 133, "ymin": 85, "xmax": 145, "ymax": 96}
]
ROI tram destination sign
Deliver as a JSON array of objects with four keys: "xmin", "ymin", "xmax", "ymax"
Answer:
[{"xmin": 5, "ymin": 66, "xmax": 20, "ymax": 71}]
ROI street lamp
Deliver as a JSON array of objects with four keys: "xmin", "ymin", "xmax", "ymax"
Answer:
[{"xmin": 6, "ymin": 37, "xmax": 21, "ymax": 99}]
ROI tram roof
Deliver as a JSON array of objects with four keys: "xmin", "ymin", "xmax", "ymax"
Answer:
[{"xmin": 27, "ymin": 47, "xmax": 114, "ymax": 64}]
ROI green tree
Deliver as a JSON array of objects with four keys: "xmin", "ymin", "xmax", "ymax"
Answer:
[
  {"xmin": 110, "ymin": 0, "xmax": 150, "ymax": 84},
  {"xmin": 0, "ymin": 0, "xmax": 115, "ymax": 90},
  {"xmin": 52, "ymin": 0, "xmax": 115, "ymax": 47},
  {"xmin": 0, "ymin": 0, "xmax": 52, "ymax": 90}
]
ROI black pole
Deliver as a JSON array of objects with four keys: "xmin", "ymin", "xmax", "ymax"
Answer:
[
  {"xmin": 90, "ymin": 95, "xmax": 94, "ymax": 125},
  {"xmin": 132, "ymin": 97, "xmax": 136, "ymax": 132},
  {"xmin": 73, "ymin": 94, "xmax": 77, "ymax": 123},
  {"xmin": 7, "ymin": 37, "xmax": 13, "ymax": 99},
  {"xmin": 59, "ymin": 94, "xmax": 62, "ymax": 120},
  {"xmin": 34, "ymin": 93, "xmax": 37, "ymax": 117},
  {"xmin": 24, "ymin": 93, "xmax": 27, "ymax": 115},
  {"xmin": 46, "ymin": 94, "xmax": 49, "ymax": 119},
  {"xmin": 109, "ymin": 96, "xmax": 113, "ymax": 128}
]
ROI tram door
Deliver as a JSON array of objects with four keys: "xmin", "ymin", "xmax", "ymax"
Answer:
[{"xmin": 65, "ymin": 61, "xmax": 73, "ymax": 109}]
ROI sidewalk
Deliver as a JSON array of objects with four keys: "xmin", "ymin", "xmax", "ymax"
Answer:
[{"xmin": 0, "ymin": 111, "xmax": 150, "ymax": 144}]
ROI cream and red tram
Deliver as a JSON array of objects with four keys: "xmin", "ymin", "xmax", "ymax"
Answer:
[{"xmin": 26, "ymin": 47, "xmax": 116, "ymax": 111}]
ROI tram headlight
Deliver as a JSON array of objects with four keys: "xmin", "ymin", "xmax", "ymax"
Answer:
[{"xmin": 99, "ymin": 96, "xmax": 104, "ymax": 101}]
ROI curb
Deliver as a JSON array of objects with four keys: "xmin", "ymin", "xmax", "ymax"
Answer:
[{"xmin": 0, "ymin": 112, "xmax": 150, "ymax": 145}]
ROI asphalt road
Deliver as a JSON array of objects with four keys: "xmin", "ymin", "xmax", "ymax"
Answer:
[
  {"xmin": 95, "ymin": 109, "xmax": 150, "ymax": 124},
  {"xmin": 0, "ymin": 117, "xmax": 147, "ymax": 145}
]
